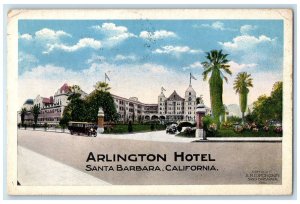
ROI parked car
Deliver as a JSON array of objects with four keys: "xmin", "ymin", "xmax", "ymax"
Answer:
[
  {"xmin": 166, "ymin": 124, "xmax": 178, "ymax": 134},
  {"xmin": 68, "ymin": 121, "xmax": 97, "ymax": 137}
]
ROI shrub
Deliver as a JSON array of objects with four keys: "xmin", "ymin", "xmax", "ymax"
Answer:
[
  {"xmin": 128, "ymin": 121, "xmax": 133, "ymax": 133},
  {"xmin": 234, "ymin": 125, "xmax": 244, "ymax": 133},
  {"xmin": 44, "ymin": 123, "xmax": 48, "ymax": 131},
  {"xmin": 150, "ymin": 123, "xmax": 155, "ymax": 131},
  {"xmin": 202, "ymin": 116, "xmax": 218, "ymax": 137},
  {"xmin": 221, "ymin": 121, "xmax": 232, "ymax": 128}
]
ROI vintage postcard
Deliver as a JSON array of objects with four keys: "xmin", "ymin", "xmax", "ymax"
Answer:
[{"xmin": 7, "ymin": 9, "xmax": 293, "ymax": 195}]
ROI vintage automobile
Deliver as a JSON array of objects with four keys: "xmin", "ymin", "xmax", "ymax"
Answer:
[
  {"xmin": 166, "ymin": 124, "xmax": 178, "ymax": 134},
  {"xmin": 68, "ymin": 121, "xmax": 97, "ymax": 137}
]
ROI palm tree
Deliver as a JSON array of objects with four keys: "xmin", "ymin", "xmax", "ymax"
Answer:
[
  {"xmin": 94, "ymin": 81, "xmax": 111, "ymax": 92},
  {"xmin": 31, "ymin": 104, "xmax": 40, "ymax": 126},
  {"xmin": 201, "ymin": 50, "xmax": 232, "ymax": 125},
  {"xmin": 20, "ymin": 108, "xmax": 27, "ymax": 126},
  {"xmin": 233, "ymin": 72, "xmax": 253, "ymax": 123}
]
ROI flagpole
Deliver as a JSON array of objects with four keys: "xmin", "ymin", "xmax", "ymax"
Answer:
[{"xmin": 190, "ymin": 73, "xmax": 191, "ymax": 85}]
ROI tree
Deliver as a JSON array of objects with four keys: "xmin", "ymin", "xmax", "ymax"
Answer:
[
  {"xmin": 233, "ymin": 72, "xmax": 253, "ymax": 123},
  {"xmin": 94, "ymin": 81, "xmax": 111, "ymax": 92},
  {"xmin": 270, "ymin": 81, "xmax": 283, "ymax": 121},
  {"xmin": 201, "ymin": 50, "xmax": 232, "ymax": 127},
  {"xmin": 251, "ymin": 81, "xmax": 283, "ymax": 124},
  {"xmin": 20, "ymin": 108, "xmax": 27, "ymax": 126},
  {"xmin": 85, "ymin": 82, "xmax": 117, "ymax": 122},
  {"xmin": 31, "ymin": 105, "xmax": 40, "ymax": 125},
  {"xmin": 62, "ymin": 84, "xmax": 87, "ymax": 122}
]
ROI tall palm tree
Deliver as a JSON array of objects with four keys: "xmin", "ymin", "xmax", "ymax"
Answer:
[
  {"xmin": 94, "ymin": 81, "xmax": 111, "ymax": 92},
  {"xmin": 31, "ymin": 104, "xmax": 40, "ymax": 125},
  {"xmin": 20, "ymin": 107, "xmax": 27, "ymax": 126},
  {"xmin": 233, "ymin": 72, "xmax": 253, "ymax": 123},
  {"xmin": 201, "ymin": 50, "xmax": 232, "ymax": 125}
]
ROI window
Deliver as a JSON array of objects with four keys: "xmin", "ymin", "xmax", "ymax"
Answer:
[{"xmin": 189, "ymin": 92, "xmax": 191, "ymax": 96}]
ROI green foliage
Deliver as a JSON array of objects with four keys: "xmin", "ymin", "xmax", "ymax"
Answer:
[
  {"xmin": 31, "ymin": 105, "xmax": 40, "ymax": 125},
  {"xmin": 61, "ymin": 83, "xmax": 117, "ymax": 124},
  {"xmin": 251, "ymin": 81, "xmax": 283, "ymax": 123},
  {"xmin": 128, "ymin": 121, "xmax": 133, "ymax": 133},
  {"xmin": 43, "ymin": 122, "xmax": 48, "ymax": 131},
  {"xmin": 202, "ymin": 115, "xmax": 218, "ymax": 136},
  {"xmin": 104, "ymin": 124, "xmax": 165, "ymax": 134},
  {"xmin": 233, "ymin": 72, "xmax": 253, "ymax": 122},
  {"xmin": 94, "ymin": 82, "xmax": 111, "ymax": 92},
  {"xmin": 227, "ymin": 116, "xmax": 242, "ymax": 124},
  {"xmin": 20, "ymin": 108, "xmax": 27, "ymax": 126},
  {"xmin": 201, "ymin": 50, "xmax": 232, "ymax": 127},
  {"xmin": 150, "ymin": 123, "xmax": 155, "ymax": 131},
  {"xmin": 85, "ymin": 90, "xmax": 117, "ymax": 122}
]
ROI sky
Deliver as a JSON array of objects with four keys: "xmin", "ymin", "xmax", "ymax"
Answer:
[{"xmin": 18, "ymin": 20, "xmax": 283, "ymax": 108}]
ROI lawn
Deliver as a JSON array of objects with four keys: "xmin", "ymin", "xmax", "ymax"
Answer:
[
  {"xmin": 104, "ymin": 124, "xmax": 166, "ymax": 134},
  {"xmin": 176, "ymin": 128, "xmax": 282, "ymax": 138}
]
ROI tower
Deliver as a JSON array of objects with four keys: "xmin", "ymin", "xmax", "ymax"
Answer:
[
  {"xmin": 184, "ymin": 84, "xmax": 197, "ymax": 121},
  {"xmin": 158, "ymin": 87, "xmax": 167, "ymax": 115}
]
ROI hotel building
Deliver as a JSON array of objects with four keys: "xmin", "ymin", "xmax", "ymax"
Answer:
[{"xmin": 19, "ymin": 83, "xmax": 210, "ymax": 125}]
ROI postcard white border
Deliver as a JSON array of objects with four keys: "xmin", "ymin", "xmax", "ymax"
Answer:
[{"xmin": 7, "ymin": 9, "xmax": 293, "ymax": 195}]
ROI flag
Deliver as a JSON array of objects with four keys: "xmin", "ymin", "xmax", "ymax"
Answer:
[
  {"xmin": 161, "ymin": 87, "xmax": 166, "ymax": 92},
  {"xmin": 105, "ymin": 73, "xmax": 110, "ymax": 81},
  {"xmin": 190, "ymin": 73, "xmax": 197, "ymax": 80}
]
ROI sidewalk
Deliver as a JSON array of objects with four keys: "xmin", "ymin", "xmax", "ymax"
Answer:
[
  {"xmin": 18, "ymin": 146, "xmax": 111, "ymax": 186},
  {"xmin": 195, "ymin": 137, "xmax": 282, "ymax": 142}
]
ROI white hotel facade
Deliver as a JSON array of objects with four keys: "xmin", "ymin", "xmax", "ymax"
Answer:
[
  {"xmin": 19, "ymin": 82, "xmax": 209, "ymax": 125},
  {"xmin": 111, "ymin": 83, "xmax": 210, "ymax": 122}
]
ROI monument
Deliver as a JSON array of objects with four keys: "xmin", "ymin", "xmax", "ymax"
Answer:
[
  {"xmin": 97, "ymin": 107, "xmax": 105, "ymax": 134},
  {"xmin": 195, "ymin": 103, "xmax": 206, "ymax": 140}
]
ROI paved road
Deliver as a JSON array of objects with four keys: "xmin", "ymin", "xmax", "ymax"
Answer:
[
  {"xmin": 18, "ymin": 146, "xmax": 111, "ymax": 186},
  {"xmin": 100, "ymin": 130, "xmax": 196, "ymax": 143},
  {"xmin": 18, "ymin": 129, "xmax": 282, "ymax": 185}
]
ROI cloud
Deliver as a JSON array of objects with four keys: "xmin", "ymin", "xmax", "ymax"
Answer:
[
  {"xmin": 35, "ymin": 28, "xmax": 71, "ymax": 41},
  {"xmin": 139, "ymin": 30, "xmax": 177, "ymax": 40},
  {"xmin": 43, "ymin": 38, "xmax": 102, "ymax": 54},
  {"xmin": 86, "ymin": 54, "xmax": 106, "ymax": 64},
  {"xmin": 19, "ymin": 33, "xmax": 33, "ymax": 40},
  {"xmin": 114, "ymin": 54, "xmax": 137, "ymax": 61},
  {"xmin": 92, "ymin": 23, "xmax": 128, "ymax": 33},
  {"xmin": 18, "ymin": 52, "xmax": 39, "ymax": 73},
  {"xmin": 91, "ymin": 23, "xmax": 136, "ymax": 46},
  {"xmin": 219, "ymin": 35, "xmax": 276, "ymax": 51},
  {"xmin": 153, "ymin": 45, "xmax": 201, "ymax": 55},
  {"xmin": 18, "ymin": 61, "xmax": 282, "ymax": 111},
  {"xmin": 193, "ymin": 21, "xmax": 236, "ymax": 31},
  {"xmin": 227, "ymin": 61, "xmax": 257, "ymax": 73},
  {"xmin": 240, "ymin": 25, "xmax": 257, "ymax": 35},
  {"xmin": 19, "ymin": 52, "xmax": 38, "ymax": 64},
  {"xmin": 183, "ymin": 61, "xmax": 203, "ymax": 70}
]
